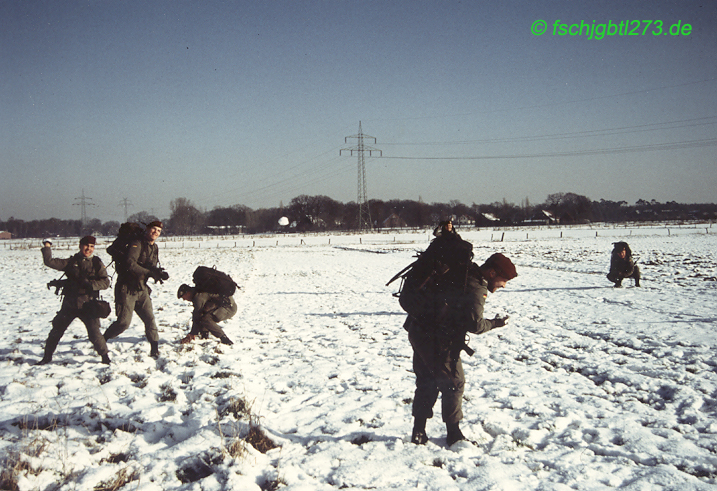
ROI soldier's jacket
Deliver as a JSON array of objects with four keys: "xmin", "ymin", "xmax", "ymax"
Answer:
[
  {"xmin": 192, "ymin": 292, "xmax": 237, "ymax": 323},
  {"xmin": 406, "ymin": 263, "xmax": 497, "ymax": 346},
  {"xmin": 118, "ymin": 238, "xmax": 159, "ymax": 291},
  {"xmin": 42, "ymin": 248, "xmax": 110, "ymax": 309},
  {"xmin": 609, "ymin": 253, "xmax": 636, "ymax": 278}
]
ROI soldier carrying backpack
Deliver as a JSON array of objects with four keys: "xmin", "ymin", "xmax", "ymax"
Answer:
[
  {"xmin": 103, "ymin": 221, "xmax": 168, "ymax": 359},
  {"xmin": 389, "ymin": 229, "xmax": 517, "ymax": 447},
  {"xmin": 177, "ymin": 266, "xmax": 239, "ymax": 345}
]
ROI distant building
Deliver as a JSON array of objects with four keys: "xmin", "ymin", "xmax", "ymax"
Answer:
[
  {"xmin": 0, "ymin": 231, "xmax": 12, "ymax": 240},
  {"xmin": 475, "ymin": 212, "xmax": 501, "ymax": 227},
  {"xmin": 454, "ymin": 215, "xmax": 474, "ymax": 227},
  {"xmin": 523, "ymin": 210, "xmax": 559, "ymax": 225},
  {"xmin": 382, "ymin": 212, "xmax": 407, "ymax": 229}
]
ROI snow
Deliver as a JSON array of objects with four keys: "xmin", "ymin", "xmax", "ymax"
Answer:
[{"xmin": 1, "ymin": 225, "xmax": 716, "ymax": 490}]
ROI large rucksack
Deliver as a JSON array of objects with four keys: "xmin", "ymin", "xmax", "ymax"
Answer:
[
  {"xmin": 387, "ymin": 236, "xmax": 474, "ymax": 324},
  {"xmin": 107, "ymin": 222, "xmax": 145, "ymax": 265},
  {"xmin": 192, "ymin": 266, "xmax": 239, "ymax": 296}
]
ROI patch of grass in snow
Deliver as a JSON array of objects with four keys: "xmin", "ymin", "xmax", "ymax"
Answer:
[
  {"xmin": 13, "ymin": 415, "xmax": 61, "ymax": 431},
  {"xmin": 211, "ymin": 370, "xmax": 241, "ymax": 379},
  {"xmin": 219, "ymin": 396, "xmax": 253, "ymax": 420},
  {"xmin": 245, "ymin": 422, "xmax": 278, "ymax": 454},
  {"xmin": 0, "ymin": 436, "xmax": 47, "ymax": 490},
  {"xmin": 127, "ymin": 373, "xmax": 148, "ymax": 388},
  {"xmin": 93, "ymin": 467, "xmax": 139, "ymax": 491},
  {"xmin": 176, "ymin": 451, "xmax": 223, "ymax": 484},
  {"xmin": 260, "ymin": 474, "xmax": 287, "ymax": 491},
  {"xmin": 158, "ymin": 382, "xmax": 177, "ymax": 402}
]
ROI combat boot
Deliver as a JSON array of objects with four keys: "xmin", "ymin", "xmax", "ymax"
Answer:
[
  {"xmin": 613, "ymin": 279, "xmax": 622, "ymax": 288},
  {"xmin": 36, "ymin": 355, "xmax": 52, "ymax": 366},
  {"xmin": 410, "ymin": 418, "xmax": 428, "ymax": 445},
  {"xmin": 219, "ymin": 336, "xmax": 234, "ymax": 346},
  {"xmin": 149, "ymin": 341, "xmax": 159, "ymax": 359},
  {"xmin": 446, "ymin": 422, "xmax": 466, "ymax": 446},
  {"xmin": 101, "ymin": 353, "xmax": 111, "ymax": 365},
  {"xmin": 37, "ymin": 345, "xmax": 55, "ymax": 365}
]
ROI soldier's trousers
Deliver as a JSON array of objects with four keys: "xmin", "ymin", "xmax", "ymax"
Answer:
[
  {"xmin": 607, "ymin": 265, "xmax": 641, "ymax": 285},
  {"xmin": 408, "ymin": 327, "xmax": 465, "ymax": 425},
  {"xmin": 191, "ymin": 302, "xmax": 237, "ymax": 339},
  {"xmin": 46, "ymin": 306, "xmax": 108, "ymax": 356},
  {"xmin": 104, "ymin": 284, "xmax": 159, "ymax": 342}
]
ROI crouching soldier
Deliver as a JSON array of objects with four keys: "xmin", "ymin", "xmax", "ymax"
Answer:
[
  {"xmin": 39, "ymin": 236, "xmax": 111, "ymax": 365},
  {"xmin": 177, "ymin": 284, "xmax": 237, "ymax": 345},
  {"xmin": 607, "ymin": 241, "xmax": 640, "ymax": 287}
]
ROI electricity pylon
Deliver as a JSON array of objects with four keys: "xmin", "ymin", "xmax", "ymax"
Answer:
[
  {"xmin": 340, "ymin": 122, "xmax": 381, "ymax": 230},
  {"xmin": 119, "ymin": 198, "xmax": 133, "ymax": 221},
  {"xmin": 73, "ymin": 189, "xmax": 95, "ymax": 227}
]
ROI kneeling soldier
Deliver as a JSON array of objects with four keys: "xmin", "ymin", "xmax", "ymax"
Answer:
[
  {"xmin": 39, "ymin": 236, "xmax": 111, "ymax": 365},
  {"xmin": 177, "ymin": 284, "xmax": 236, "ymax": 345}
]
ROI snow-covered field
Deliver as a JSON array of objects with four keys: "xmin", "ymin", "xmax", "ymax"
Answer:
[{"xmin": 1, "ymin": 226, "xmax": 716, "ymax": 490}]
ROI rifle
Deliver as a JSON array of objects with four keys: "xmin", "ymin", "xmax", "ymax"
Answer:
[{"xmin": 47, "ymin": 279, "xmax": 69, "ymax": 296}]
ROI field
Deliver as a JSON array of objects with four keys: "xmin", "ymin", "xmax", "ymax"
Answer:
[{"xmin": 1, "ymin": 225, "xmax": 716, "ymax": 490}]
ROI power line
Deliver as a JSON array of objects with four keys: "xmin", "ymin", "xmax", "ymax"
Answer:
[
  {"xmin": 380, "ymin": 137, "xmax": 717, "ymax": 160},
  {"xmin": 381, "ymin": 116, "xmax": 717, "ymax": 146}
]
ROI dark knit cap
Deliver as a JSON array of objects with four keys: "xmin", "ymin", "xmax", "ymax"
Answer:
[
  {"xmin": 484, "ymin": 253, "xmax": 517, "ymax": 280},
  {"xmin": 177, "ymin": 283, "xmax": 194, "ymax": 298},
  {"xmin": 79, "ymin": 235, "xmax": 96, "ymax": 245},
  {"xmin": 147, "ymin": 221, "xmax": 163, "ymax": 229}
]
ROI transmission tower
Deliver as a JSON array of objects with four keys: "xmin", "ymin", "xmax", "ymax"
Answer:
[
  {"xmin": 73, "ymin": 189, "xmax": 95, "ymax": 227},
  {"xmin": 119, "ymin": 198, "xmax": 133, "ymax": 221},
  {"xmin": 340, "ymin": 121, "xmax": 381, "ymax": 230}
]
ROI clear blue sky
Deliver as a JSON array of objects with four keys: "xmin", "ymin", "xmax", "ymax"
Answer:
[{"xmin": 2, "ymin": 0, "xmax": 716, "ymax": 222}]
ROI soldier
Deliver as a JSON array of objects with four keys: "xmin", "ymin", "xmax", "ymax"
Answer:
[
  {"xmin": 39, "ymin": 236, "xmax": 111, "ymax": 365},
  {"xmin": 406, "ymin": 252, "xmax": 517, "ymax": 447},
  {"xmin": 177, "ymin": 284, "xmax": 236, "ymax": 345},
  {"xmin": 607, "ymin": 241, "xmax": 640, "ymax": 287},
  {"xmin": 103, "ymin": 221, "xmax": 168, "ymax": 358},
  {"xmin": 432, "ymin": 218, "xmax": 459, "ymax": 239}
]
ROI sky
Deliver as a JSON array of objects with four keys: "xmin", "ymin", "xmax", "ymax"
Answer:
[{"xmin": 2, "ymin": 0, "xmax": 716, "ymax": 222}]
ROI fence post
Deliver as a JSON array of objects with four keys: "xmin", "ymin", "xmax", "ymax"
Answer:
[{"xmin": 501, "ymin": 232, "xmax": 505, "ymax": 242}]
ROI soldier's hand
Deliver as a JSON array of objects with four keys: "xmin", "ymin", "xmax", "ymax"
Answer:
[
  {"xmin": 159, "ymin": 270, "xmax": 169, "ymax": 281},
  {"xmin": 492, "ymin": 314, "xmax": 509, "ymax": 328}
]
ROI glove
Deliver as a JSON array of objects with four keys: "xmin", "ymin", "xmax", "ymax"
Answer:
[
  {"xmin": 149, "ymin": 267, "xmax": 169, "ymax": 283},
  {"xmin": 492, "ymin": 314, "xmax": 509, "ymax": 328}
]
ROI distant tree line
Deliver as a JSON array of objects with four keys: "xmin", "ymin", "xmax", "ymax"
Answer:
[{"xmin": 2, "ymin": 192, "xmax": 716, "ymax": 238}]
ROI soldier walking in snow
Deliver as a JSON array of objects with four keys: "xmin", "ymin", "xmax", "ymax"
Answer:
[
  {"xmin": 103, "ymin": 221, "xmax": 168, "ymax": 358},
  {"xmin": 39, "ymin": 236, "xmax": 111, "ymax": 365},
  {"xmin": 394, "ymin": 227, "xmax": 517, "ymax": 446},
  {"xmin": 607, "ymin": 241, "xmax": 640, "ymax": 287}
]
